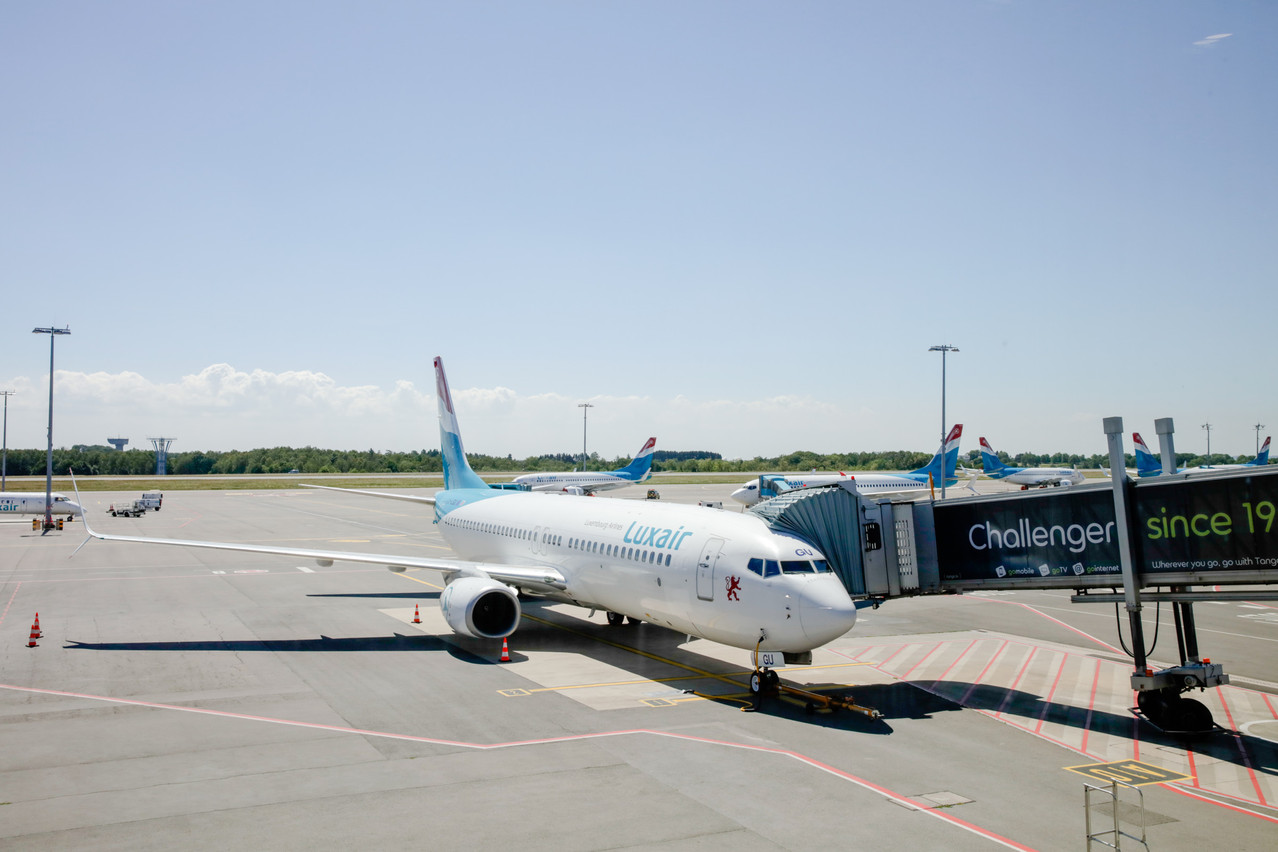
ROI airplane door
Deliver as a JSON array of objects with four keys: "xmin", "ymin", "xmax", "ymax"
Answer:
[{"xmin": 696, "ymin": 537, "xmax": 725, "ymax": 601}]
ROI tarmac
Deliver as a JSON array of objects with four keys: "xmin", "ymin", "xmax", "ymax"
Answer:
[{"xmin": 2, "ymin": 478, "xmax": 1276, "ymax": 850}]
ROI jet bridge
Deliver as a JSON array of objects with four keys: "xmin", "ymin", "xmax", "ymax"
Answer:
[{"xmin": 749, "ymin": 464, "xmax": 1278, "ymax": 733}]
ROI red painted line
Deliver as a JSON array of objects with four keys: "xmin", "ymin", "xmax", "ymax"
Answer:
[
  {"xmin": 1216, "ymin": 690, "xmax": 1268, "ymax": 806},
  {"xmin": 0, "ymin": 682, "xmax": 1036, "ymax": 851},
  {"xmin": 959, "ymin": 596, "xmax": 1124, "ymax": 654},
  {"xmin": 935, "ymin": 638, "xmax": 980, "ymax": 683},
  {"xmin": 900, "ymin": 642, "xmax": 944, "ymax": 681},
  {"xmin": 0, "ymin": 582, "xmax": 20, "ymax": 629},
  {"xmin": 1034, "ymin": 653, "xmax": 1068, "ymax": 735},
  {"xmin": 996, "ymin": 644, "xmax": 1038, "ymax": 719},
  {"xmin": 1167, "ymin": 786, "xmax": 1278, "ymax": 825},
  {"xmin": 961, "ymin": 638, "xmax": 1010, "ymax": 706},
  {"xmin": 1079, "ymin": 658, "xmax": 1101, "ymax": 755},
  {"xmin": 1263, "ymin": 692, "xmax": 1278, "ymax": 720},
  {"xmin": 1184, "ymin": 745, "xmax": 1199, "ymax": 789}
]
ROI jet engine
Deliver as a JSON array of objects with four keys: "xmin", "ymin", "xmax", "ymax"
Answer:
[{"xmin": 439, "ymin": 576, "xmax": 521, "ymax": 639}]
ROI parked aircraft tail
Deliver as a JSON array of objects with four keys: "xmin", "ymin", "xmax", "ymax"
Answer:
[
  {"xmin": 978, "ymin": 437, "xmax": 1008, "ymax": 477},
  {"xmin": 613, "ymin": 437, "xmax": 657, "ymax": 481},
  {"xmin": 1133, "ymin": 432, "xmax": 1162, "ymax": 477},
  {"xmin": 435, "ymin": 356, "xmax": 491, "ymax": 491},
  {"xmin": 1247, "ymin": 437, "xmax": 1271, "ymax": 467},
  {"xmin": 912, "ymin": 424, "xmax": 963, "ymax": 483}
]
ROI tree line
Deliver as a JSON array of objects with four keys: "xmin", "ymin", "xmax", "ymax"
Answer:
[{"xmin": 0, "ymin": 445, "xmax": 1264, "ymax": 478}]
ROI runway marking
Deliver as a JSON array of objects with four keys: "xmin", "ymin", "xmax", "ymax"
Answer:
[
  {"xmin": 0, "ymin": 681, "xmax": 1036, "ymax": 851},
  {"xmin": 1064, "ymin": 759, "xmax": 1192, "ymax": 786}
]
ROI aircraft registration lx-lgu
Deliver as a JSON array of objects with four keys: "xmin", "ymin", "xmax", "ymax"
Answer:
[
  {"xmin": 509, "ymin": 437, "xmax": 656, "ymax": 494},
  {"xmin": 0, "ymin": 492, "xmax": 82, "ymax": 516},
  {"xmin": 729, "ymin": 424, "xmax": 964, "ymax": 507},
  {"xmin": 76, "ymin": 357, "xmax": 858, "ymax": 689}
]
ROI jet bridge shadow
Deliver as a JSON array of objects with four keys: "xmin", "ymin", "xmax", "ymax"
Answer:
[{"xmin": 914, "ymin": 680, "xmax": 1278, "ymax": 777}]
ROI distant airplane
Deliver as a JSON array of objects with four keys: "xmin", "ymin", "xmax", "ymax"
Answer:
[
  {"xmin": 978, "ymin": 437, "xmax": 1085, "ymax": 489},
  {"xmin": 510, "ymin": 437, "xmax": 656, "ymax": 494},
  {"xmin": 729, "ymin": 425, "xmax": 964, "ymax": 507},
  {"xmin": 0, "ymin": 492, "xmax": 82, "ymax": 517},
  {"xmin": 75, "ymin": 357, "xmax": 858, "ymax": 689},
  {"xmin": 1136, "ymin": 432, "xmax": 1270, "ymax": 477}
]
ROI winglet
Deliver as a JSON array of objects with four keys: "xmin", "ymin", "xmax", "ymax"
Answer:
[{"xmin": 68, "ymin": 470, "xmax": 100, "ymax": 556}]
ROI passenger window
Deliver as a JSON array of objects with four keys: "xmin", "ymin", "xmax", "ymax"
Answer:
[{"xmin": 764, "ymin": 560, "xmax": 780, "ymax": 577}]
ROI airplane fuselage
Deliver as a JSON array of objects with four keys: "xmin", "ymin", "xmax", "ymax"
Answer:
[
  {"xmin": 510, "ymin": 472, "xmax": 643, "ymax": 493},
  {"xmin": 435, "ymin": 489, "xmax": 857, "ymax": 653},
  {"xmin": 0, "ymin": 492, "xmax": 82, "ymax": 516},
  {"xmin": 987, "ymin": 468, "xmax": 1083, "ymax": 487}
]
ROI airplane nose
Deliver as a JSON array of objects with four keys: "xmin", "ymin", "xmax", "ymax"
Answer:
[
  {"xmin": 67, "ymin": 502, "xmax": 83, "ymax": 516},
  {"xmin": 729, "ymin": 488, "xmax": 754, "ymax": 506},
  {"xmin": 797, "ymin": 580, "xmax": 857, "ymax": 645}
]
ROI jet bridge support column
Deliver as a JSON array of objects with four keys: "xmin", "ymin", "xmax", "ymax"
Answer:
[{"xmin": 1104, "ymin": 418, "xmax": 1148, "ymax": 674}]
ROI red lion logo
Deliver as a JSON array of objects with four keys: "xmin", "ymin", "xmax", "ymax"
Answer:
[{"xmin": 725, "ymin": 575, "xmax": 741, "ymax": 601}]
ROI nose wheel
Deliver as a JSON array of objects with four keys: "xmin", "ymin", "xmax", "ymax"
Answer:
[{"xmin": 748, "ymin": 666, "xmax": 882, "ymax": 719}]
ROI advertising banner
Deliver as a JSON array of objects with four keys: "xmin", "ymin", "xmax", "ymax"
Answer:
[
  {"xmin": 935, "ymin": 488, "xmax": 1122, "ymax": 584},
  {"xmin": 1135, "ymin": 472, "xmax": 1278, "ymax": 575}
]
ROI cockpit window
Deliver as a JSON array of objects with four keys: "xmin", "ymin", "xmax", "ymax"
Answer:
[
  {"xmin": 781, "ymin": 560, "xmax": 814, "ymax": 574},
  {"xmin": 763, "ymin": 559, "xmax": 780, "ymax": 577},
  {"xmin": 811, "ymin": 559, "xmax": 832, "ymax": 573}
]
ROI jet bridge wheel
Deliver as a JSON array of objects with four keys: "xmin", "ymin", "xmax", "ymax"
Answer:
[{"xmin": 1137, "ymin": 688, "xmax": 1214, "ymax": 734}]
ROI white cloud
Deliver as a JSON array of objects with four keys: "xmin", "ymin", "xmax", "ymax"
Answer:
[{"xmin": 1193, "ymin": 33, "xmax": 1233, "ymax": 47}]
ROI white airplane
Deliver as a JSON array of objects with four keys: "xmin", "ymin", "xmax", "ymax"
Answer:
[
  {"xmin": 978, "ymin": 437, "xmax": 1085, "ymax": 489},
  {"xmin": 510, "ymin": 437, "xmax": 656, "ymax": 494},
  {"xmin": 1135, "ymin": 433, "xmax": 1270, "ymax": 477},
  {"xmin": 0, "ymin": 492, "xmax": 82, "ymax": 517},
  {"xmin": 75, "ymin": 357, "xmax": 858, "ymax": 690},
  {"xmin": 729, "ymin": 425, "xmax": 964, "ymax": 507}
]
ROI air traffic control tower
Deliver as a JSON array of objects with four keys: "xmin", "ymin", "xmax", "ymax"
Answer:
[
  {"xmin": 748, "ymin": 418, "xmax": 1278, "ymax": 734},
  {"xmin": 149, "ymin": 437, "xmax": 174, "ymax": 475}
]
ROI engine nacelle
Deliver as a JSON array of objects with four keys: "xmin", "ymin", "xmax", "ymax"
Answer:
[{"xmin": 440, "ymin": 576, "xmax": 521, "ymax": 639}]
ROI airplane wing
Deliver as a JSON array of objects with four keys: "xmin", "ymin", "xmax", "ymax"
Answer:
[
  {"xmin": 299, "ymin": 483, "xmax": 436, "ymax": 505},
  {"xmin": 70, "ymin": 479, "xmax": 565, "ymax": 595}
]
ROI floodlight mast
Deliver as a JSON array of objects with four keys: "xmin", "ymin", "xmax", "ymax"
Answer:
[
  {"xmin": 578, "ymin": 403, "xmax": 593, "ymax": 471},
  {"xmin": 1, "ymin": 390, "xmax": 14, "ymax": 492},
  {"xmin": 32, "ymin": 326, "xmax": 70, "ymax": 531},
  {"xmin": 928, "ymin": 345, "xmax": 958, "ymax": 498}
]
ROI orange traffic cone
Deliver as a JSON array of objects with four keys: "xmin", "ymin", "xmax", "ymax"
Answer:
[
  {"xmin": 412, "ymin": 604, "xmax": 421, "ymax": 624},
  {"xmin": 500, "ymin": 637, "xmax": 511, "ymax": 663},
  {"xmin": 32, "ymin": 613, "xmax": 42, "ymax": 639},
  {"xmin": 27, "ymin": 624, "xmax": 39, "ymax": 647}
]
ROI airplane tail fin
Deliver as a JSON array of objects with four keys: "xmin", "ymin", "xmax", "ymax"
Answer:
[
  {"xmin": 913, "ymin": 424, "xmax": 962, "ymax": 483},
  {"xmin": 614, "ymin": 437, "xmax": 657, "ymax": 481},
  {"xmin": 1132, "ymin": 432, "xmax": 1162, "ymax": 477},
  {"xmin": 979, "ymin": 437, "xmax": 1007, "ymax": 475},
  {"xmin": 1247, "ymin": 437, "xmax": 1271, "ymax": 466},
  {"xmin": 434, "ymin": 356, "xmax": 490, "ymax": 491}
]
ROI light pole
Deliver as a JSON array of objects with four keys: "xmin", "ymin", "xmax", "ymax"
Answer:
[
  {"xmin": 1, "ymin": 390, "xmax": 13, "ymax": 492},
  {"xmin": 33, "ymin": 326, "xmax": 71, "ymax": 531},
  {"xmin": 1256, "ymin": 422, "xmax": 1266, "ymax": 457},
  {"xmin": 578, "ymin": 403, "xmax": 593, "ymax": 471},
  {"xmin": 1201, "ymin": 422, "xmax": 1212, "ymax": 465},
  {"xmin": 928, "ymin": 345, "xmax": 958, "ymax": 498}
]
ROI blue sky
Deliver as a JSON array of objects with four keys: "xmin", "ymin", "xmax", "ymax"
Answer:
[{"xmin": 2, "ymin": 2, "xmax": 1274, "ymax": 460}]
